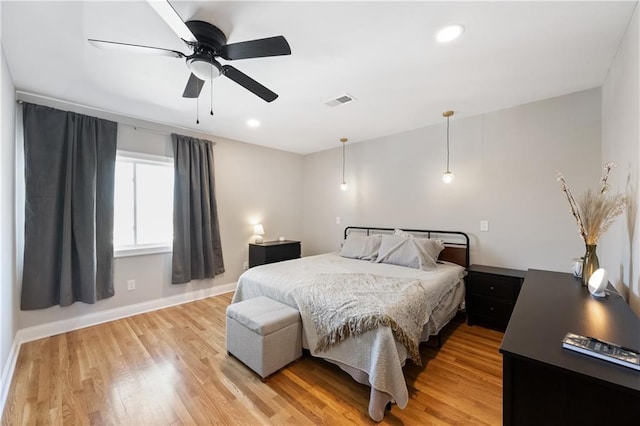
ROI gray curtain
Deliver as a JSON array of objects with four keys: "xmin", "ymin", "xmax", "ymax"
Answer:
[
  {"xmin": 171, "ymin": 133, "xmax": 225, "ymax": 284},
  {"xmin": 21, "ymin": 103, "xmax": 117, "ymax": 310}
]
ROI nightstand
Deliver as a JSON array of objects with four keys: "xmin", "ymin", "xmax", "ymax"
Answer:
[
  {"xmin": 466, "ymin": 264, "xmax": 526, "ymax": 331},
  {"xmin": 249, "ymin": 240, "xmax": 301, "ymax": 267}
]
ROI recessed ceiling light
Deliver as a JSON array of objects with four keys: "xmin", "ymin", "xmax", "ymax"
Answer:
[
  {"xmin": 247, "ymin": 119, "xmax": 260, "ymax": 128},
  {"xmin": 436, "ymin": 24, "xmax": 465, "ymax": 43}
]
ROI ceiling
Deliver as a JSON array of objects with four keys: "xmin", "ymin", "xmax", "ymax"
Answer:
[{"xmin": 1, "ymin": 1, "xmax": 636, "ymax": 154}]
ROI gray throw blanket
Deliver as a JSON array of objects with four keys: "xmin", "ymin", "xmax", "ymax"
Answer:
[{"xmin": 293, "ymin": 273, "xmax": 428, "ymax": 364}]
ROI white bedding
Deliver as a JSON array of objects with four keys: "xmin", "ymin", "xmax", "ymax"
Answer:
[{"xmin": 232, "ymin": 253, "xmax": 466, "ymax": 420}]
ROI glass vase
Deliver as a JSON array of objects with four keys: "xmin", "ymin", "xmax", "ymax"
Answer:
[{"xmin": 581, "ymin": 244, "xmax": 599, "ymax": 286}]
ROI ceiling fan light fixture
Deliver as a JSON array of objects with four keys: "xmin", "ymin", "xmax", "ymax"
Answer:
[
  {"xmin": 187, "ymin": 56, "xmax": 221, "ymax": 81},
  {"xmin": 436, "ymin": 24, "xmax": 465, "ymax": 43}
]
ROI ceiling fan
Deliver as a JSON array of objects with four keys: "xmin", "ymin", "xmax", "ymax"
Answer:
[{"xmin": 88, "ymin": 0, "xmax": 291, "ymax": 103}]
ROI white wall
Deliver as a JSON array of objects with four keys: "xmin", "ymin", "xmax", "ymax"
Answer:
[
  {"xmin": 601, "ymin": 3, "xmax": 639, "ymax": 316},
  {"xmin": 15, "ymin": 94, "xmax": 304, "ymax": 329},
  {"xmin": 1, "ymin": 37, "xmax": 19, "ymax": 410},
  {"xmin": 303, "ymin": 89, "xmax": 602, "ymax": 273}
]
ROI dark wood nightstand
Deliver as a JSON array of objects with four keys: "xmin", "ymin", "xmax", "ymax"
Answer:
[
  {"xmin": 466, "ymin": 264, "xmax": 526, "ymax": 331},
  {"xmin": 249, "ymin": 240, "xmax": 301, "ymax": 267}
]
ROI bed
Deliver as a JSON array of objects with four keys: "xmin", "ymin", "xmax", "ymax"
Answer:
[{"xmin": 232, "ymin": 227, "xmax": 470, "ymax": 420}]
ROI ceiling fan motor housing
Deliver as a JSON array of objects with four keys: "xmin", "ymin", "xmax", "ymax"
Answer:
[
  {"xmin": 184, "ymin": 21, "xmax": 228, "ymax": 81},
  {"xmin": 185, "ymin": 20, "xmax": 227, "ymax": 51}
]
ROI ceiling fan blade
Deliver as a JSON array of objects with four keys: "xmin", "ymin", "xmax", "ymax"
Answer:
[
  {"xmin": 88, "ymin": 39, "xmax": 186, "ymax": 58},
  {"xmin": 222, "ymin": 65, "xmax": 278, "ymax": 102},
  {"xmin": 147, "ymin": 0, "xmax": 198, "ymax": 43},
  {"xmin": 220, "ymin": 36, "xmax": 291, "ymax": 60},
  {"xmin": 182, "ymin": 73, "xmax": 205, "ymax": 98}
]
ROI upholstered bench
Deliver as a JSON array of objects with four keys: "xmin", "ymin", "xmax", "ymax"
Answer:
[{"xmin": 226, "ymin": 296, "xmax": 302, "ymax": 381}]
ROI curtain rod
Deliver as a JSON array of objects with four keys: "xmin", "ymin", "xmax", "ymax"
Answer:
[{"xmin": 15, "ymin": 95, "xmax": 216, "ymax": 143}]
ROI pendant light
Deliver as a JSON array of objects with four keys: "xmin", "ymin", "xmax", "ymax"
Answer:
[
  {"xmin": 340, "ymin": 137, "xmax": 348, "ymax": 191},
  {"xmin": 442, "ymin": 110, "xmax": 455, "ymax": 184}
]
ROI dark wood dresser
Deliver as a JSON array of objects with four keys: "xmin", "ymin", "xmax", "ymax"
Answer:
[
  {"xmin": 466, "ymin": 264, "xmax": 526, "ymax": 331},
  {"xmin": 249, "ymin": 240, "xmax": 301, "ymax": 267},
  {"xmin": 500, "ymin": 269, "xmax": 640, "ymax": 425}
]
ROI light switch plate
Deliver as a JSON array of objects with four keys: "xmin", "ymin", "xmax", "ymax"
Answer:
[{"xmin": 480, "ymin": 220, "xmax": 489, "ymax": 232}]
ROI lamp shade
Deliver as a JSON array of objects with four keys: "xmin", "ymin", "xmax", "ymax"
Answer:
[{"xmin": 253, "ymin": 224, "xmax": 265, "ymax": 244}]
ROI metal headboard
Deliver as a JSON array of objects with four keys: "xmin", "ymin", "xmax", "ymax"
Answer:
[{"xmin": 344, "ymin": 226, "xmax": 470, "ymax": 269}]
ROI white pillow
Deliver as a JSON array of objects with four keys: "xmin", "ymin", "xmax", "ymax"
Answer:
[
  {"xmin": 339, "ymin": 234, "xmax": 382, "ymax": 261},
  {"xmin": 392, "ymin": 230, "xmax": 445, "ymax": 263},
  {"xmin": 375, "ymin": 235, "xmax": 444, "ymax": 270},
  {"xmin": 394, "ymin": 228, "xmax": 412, "ymax": 237},
  {"xmin": 414, "ymin": 237, "xmax": 445, "ymax": 267}
]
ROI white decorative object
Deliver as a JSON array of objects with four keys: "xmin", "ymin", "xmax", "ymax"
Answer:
[
  {"xmin": 588, "ymin": 268, "xmax": 608, "ymax": 297},
  {"xmin": 571, "ymin": 258, "xmax": 583, "ymax": 278}
]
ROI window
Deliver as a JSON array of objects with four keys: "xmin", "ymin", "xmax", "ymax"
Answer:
[{"xmin": 114, "ymin": 151, "xmax": 174, "ymax": 256}]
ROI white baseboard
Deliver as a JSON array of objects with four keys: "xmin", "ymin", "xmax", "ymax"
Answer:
[
  {"xmin": 0, "ymin": 282, "xmax": 236, "ymax": 417},
  {"xmin": 16, "ymin": 282, "xmax": 236, "ymax": 344},
  {"xmin": 0, "ymin": 338, "xmax": 20, "ymax": 420}
]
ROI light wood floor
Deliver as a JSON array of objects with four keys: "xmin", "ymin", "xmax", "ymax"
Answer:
[{"xmin": 2, "ymin": 293, "xmax": 504, "ymax": 425}]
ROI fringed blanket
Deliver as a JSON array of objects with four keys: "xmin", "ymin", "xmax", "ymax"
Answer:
[{"xmin": 293, "ymin": 273, "xmax": 428, "ymax": 365}]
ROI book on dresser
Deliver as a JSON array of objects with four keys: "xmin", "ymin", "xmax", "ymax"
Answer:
[{"xmin": 562, "ymin": 332, "xmax": 640, "ymax": 371}]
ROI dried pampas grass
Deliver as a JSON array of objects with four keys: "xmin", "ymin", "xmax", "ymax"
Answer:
[{"xmin": 557, "ymin": 162, "xmax": 626, "ymax": 245}]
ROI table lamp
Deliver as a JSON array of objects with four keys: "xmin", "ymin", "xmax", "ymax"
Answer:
[{"xmin": 254, "ymin": 224, "xmax": 265, "ymax": 244}]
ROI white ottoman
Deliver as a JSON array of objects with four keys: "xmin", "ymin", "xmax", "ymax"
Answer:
[{"xmin": 226, "ymin": 296, "xmax": 302, "ymax": 380}]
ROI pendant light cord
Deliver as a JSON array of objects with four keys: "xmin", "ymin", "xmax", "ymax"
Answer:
[
  {"xmin": 342, "ymin": 140, "xmax": 346, "ymax": 183},
  {"xmin": 446, "ymin": 115, "xmax": 450, "ymax": 172}
]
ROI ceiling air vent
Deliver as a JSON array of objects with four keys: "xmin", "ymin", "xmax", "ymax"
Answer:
[{"xmin": 325, "ymin": 93, "xmax": 356, "ymax": 107}]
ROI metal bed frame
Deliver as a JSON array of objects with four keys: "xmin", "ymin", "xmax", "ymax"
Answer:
[{"xmin": 344, "ymin": 226, "xmax": 470, "ymax": 270}]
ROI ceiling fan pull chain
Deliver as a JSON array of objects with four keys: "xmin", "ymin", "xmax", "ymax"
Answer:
[
  {"xmin": 196, "ymin": 95, "xmax": 200, "ymax": 124},
  {"xmin": 210, "ymin": 70, "xmax": 214, "ymax": 116}
]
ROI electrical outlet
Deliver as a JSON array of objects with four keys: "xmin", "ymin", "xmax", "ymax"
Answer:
[
  {"xmin": 242, "ymin": 261, "xmax": 249, "ymax": 270},
  {"xmin": 127, "ymin": 279, "xmax": 136, "ymax": 291},
  {"xmin": 480, "ymin": 220, "xmax": 489, "ymax": 232},
  {"xmin": 336, "ymin": 216, "xmax": 341, "ymax": 225}
]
